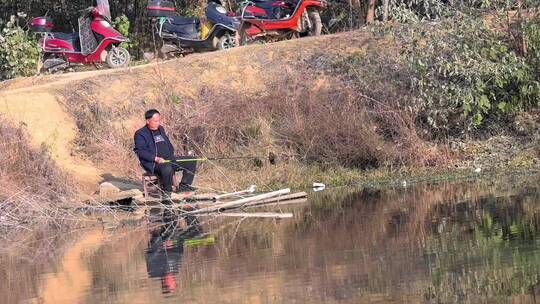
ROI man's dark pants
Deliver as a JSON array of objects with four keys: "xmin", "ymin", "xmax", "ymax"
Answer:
[{"xmin": 153, "ymin": 156, "xmax": 197, "ymax": 193}]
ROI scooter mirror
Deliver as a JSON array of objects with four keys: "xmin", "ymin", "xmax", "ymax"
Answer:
[{"xmin": 96, "ymin": 0, "xmax": 112, "ymax": 22}]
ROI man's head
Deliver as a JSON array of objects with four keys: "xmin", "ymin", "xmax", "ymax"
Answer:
[{"xmin": 145, "ymin": 109, "xmax": 161, "ymax": 130}]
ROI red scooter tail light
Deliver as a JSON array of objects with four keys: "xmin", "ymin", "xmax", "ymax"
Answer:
[{"xmin": 147, "ymin": 1, "xmax": 177, "ymax": 17}]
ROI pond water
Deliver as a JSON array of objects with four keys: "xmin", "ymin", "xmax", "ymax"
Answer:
[{"xmin": 2, "ymin": 174, "xmax": 540, "ymax": 303}]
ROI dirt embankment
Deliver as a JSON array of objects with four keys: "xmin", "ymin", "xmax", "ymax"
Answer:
[
  {"xmin": 0, "ymin": 31, "xmax": 375, "ymax": 194},
  {"xmin": 1, "ymin": 29, "xmax": 538, "ymax": 196}
]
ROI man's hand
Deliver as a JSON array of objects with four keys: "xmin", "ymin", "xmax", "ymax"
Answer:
[{"xmin": 154, "ymin": 156, "xmax": 165, "ymax": 164}]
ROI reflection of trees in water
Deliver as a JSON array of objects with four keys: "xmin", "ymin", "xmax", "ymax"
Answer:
[
  {"xmin": 191, "ymin": 183, "xmax": 481, "ymax": 302},
  {"xmin": 208, "ymin": 177, "xmax": 540, "ymax": 302},
  {"xmin": 276, "ymin": 184, "xmax": 455, "ymax": 301},
  {"xmin": 8, "ymin": 177, "xmax": 539, "ymax": 303},
  {"xmin": 424, "ymin": 191, "xmax": 540, "ymax": 302}
]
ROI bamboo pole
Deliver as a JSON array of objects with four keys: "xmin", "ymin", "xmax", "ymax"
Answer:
[
  {"xmin": 197, "ymin": 212, "xmax": 293, "ymax": 218},
  {"xmin": 244, "ymin": 198, "xmax": 308, "ymax": 209},
  {"xmin": 143, "ymin": 192, "xmax": 306, "ymax": 213},
  {"xmin": 189, "ymin": 188, "xmax": 291, "ymax": 214},
  {"xmin": 241, "ymin": 192, "xmax": 307, "ymax": 207}
]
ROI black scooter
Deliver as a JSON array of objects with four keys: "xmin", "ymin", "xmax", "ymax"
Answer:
[{"xmin": 147, "ymin": 0, "xmax": 240, "ymax": 55}]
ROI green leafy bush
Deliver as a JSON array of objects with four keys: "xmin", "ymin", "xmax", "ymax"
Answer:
[
  {"xmin": 378, "ymin": 0, "xmax": 537, "ymax": 23},
  {"xmin": 0, "ymin": 14, "xmax": 40, "ymax": 80},
  {"xmin": 378, "ymin": 0, "xmax": 451, "ymax": 23},
  {"xmin": 112, "ymin": 14, "xmax": 135, "ymax": 50},
  {"xmin": 403, "ymin": 16, "xmax": 540, "ymax": 133}
]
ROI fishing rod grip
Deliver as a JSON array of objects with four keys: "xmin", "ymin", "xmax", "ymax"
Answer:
[{"xmin": 162, "ymin": 158, "xmax": 208, "ymax": 164}]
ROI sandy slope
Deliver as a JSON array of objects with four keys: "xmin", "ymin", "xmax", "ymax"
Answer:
[{"xmin": 0, "ymin": 31, "xmax": 372, "ymax": 193}]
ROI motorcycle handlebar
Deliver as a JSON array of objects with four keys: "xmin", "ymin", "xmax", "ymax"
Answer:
[
  {"xmin": 237, "ymin": 0, "xmax": 255, "ymax": 19},
  {"xmin": 237, "ymin": 0, "xmax": 255, "ymax": 7}
]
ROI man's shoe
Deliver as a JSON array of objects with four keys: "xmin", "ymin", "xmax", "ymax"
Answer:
[
  {"xmin": 177, "ymin": 183, "xmax": 196, "ymax": 193},
  {"xmin": 161, "ymin": 192, "xmax": 174, "ymax": 205}
]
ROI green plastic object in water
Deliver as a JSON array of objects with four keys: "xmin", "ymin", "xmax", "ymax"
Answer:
[{"xmin": 184, "ymin": 235, "xmax": 216, "ymax": 247}]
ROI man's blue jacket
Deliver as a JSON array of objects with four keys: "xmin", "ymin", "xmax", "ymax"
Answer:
[{"xmin": 134, "ymin": 125, "xmax": 175, "ymax": 173}]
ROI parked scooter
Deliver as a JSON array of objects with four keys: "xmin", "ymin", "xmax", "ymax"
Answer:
[
  {"xmin": 147, "ymin": 0, "xmax": 241, "ymax": 56},
  {"xmin": 238, "ymin": 0, "xmax": 326, "ymax": 44},
  {"xmin": 241, "ymin": 0, "xmax": 295, "ymax": 19},
  {"xmin": 30, "ymin": 0, "xmax": 131, "ymax": 72}
]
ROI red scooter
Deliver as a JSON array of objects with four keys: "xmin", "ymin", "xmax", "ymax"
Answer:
[
  {"xmin": 241, "ymin": 0, "xmax": 294, "ymax": 19},
  {"xmin": 238, "ymin": 0, "xmax": 326, "ymax": 44},
  {"xmin": 30, "ymin": 0, "xmax": 131, "ymax": 72}
]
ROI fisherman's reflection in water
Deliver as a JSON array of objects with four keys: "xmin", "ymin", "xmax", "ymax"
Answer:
[{"xmin": 145, "ymin": 214, "xmax": 202, "ymax": 294}]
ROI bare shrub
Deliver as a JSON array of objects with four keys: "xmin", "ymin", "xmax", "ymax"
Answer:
[
  {"xmin": 60, "ymin": 89, "xmax": 143, "ymax": 178},
  {"xmin": 157, "ymin": 72, "xmax": 440, "ymax": 170},
  {"xmin": 264, "ymin": 85, "xmax": 393, "ymax": 168},
  {"xmin": 0, "ymin": 116, "xmax": 74, "ymax": 240}
]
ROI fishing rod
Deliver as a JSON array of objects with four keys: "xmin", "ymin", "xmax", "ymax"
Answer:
[{"xmin": 162, "ymin": 152, "xmax": 277, "ymax": 165}]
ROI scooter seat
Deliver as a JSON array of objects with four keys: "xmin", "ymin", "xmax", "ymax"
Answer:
[
  {"xmin": 162, "ymin": 17, "xmax": 200, "ymax": 39},
  {"xmin": 51, "ymin": 32, "xmax": 79, "ymax": 41},
  {"xmin": 50, "ymin": 32, "xmax": 81, "ymax": 52},
  {"xmin": 253, "ymin": 2, "xmax": 275, "ymax": 10},
  {"xmin": 168, "ymin": 16, "xmax": 200, "ymax": 26}
]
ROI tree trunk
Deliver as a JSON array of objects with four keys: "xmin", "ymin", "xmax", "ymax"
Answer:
[
  {"xmin": 382, "ymin": 0, "xmax": 389, "ymax": 22},
  {"xmin": 366, "ymin": 0, "xmax": 377, "ymax": 24},
  {"xmin": 347, "ymin": 0, "xmax": 361, "ymax": 29},
  {"xmin": 516, "ymin": 0, "xmax": 528, "ymax": 56}
]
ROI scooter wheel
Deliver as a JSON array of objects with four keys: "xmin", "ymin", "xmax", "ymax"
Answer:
[
  {"xmin": 307, "ymin": 9, "xmax": 322, "ymax": 36},
  {"xmin": 106, "ymin": 46, "xmax": 131, "ymax": 69},
  {"xmin": 217, "ymin": 34, "xmax": 237, "ymax": 50}
]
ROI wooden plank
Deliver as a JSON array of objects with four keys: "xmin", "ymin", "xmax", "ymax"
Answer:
[
  {"xmin": 244, "ymin": 198, "xmax": 308, "ymax": 209},
  {"xmin": 189, "ymin": 188, "xmax": 291, "ymax": 214},
  {"xmin": 186, "ymin": 190, "xmax": 305, "ymax": 213},
  {"xmin": 242, "ymin": 192, "xmax": 307, "ymax": 207},
  {"xmin": 133, "ymin": 192, "xmax": 205, "ymax": 205},
  {"xmin": 138, "ymin": 201, "xmax": 215, "ymax": 210},
  {"xmin": 188, "ymin": 193, "xmax": 219, "ymax": 201},
  {"xmin": 197, "ymin": 212, "xmax": 293, "ymax": 218}
]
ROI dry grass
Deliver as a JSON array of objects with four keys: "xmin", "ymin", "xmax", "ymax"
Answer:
[
  {"xmin": 0, "ymin": 116, "xmax": 76, "ymax": 242},
  {"xmin": 57, "ymin": 39, "xmax": 452, "ymax": 192},
  {"xmin": 47, "ymin": 28, "xmax": 512, "ymax": 195},
  {"xmin": 154, "ymin": 60, "xmax": 447, "ymax": 176}
]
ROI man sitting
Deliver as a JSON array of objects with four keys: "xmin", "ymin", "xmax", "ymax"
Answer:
[{"xmin": 134, "ymin": 109, "xmax": 197, "ymax": 198}]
